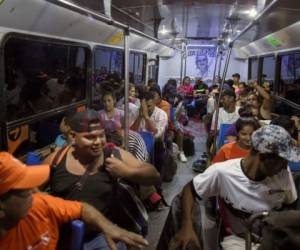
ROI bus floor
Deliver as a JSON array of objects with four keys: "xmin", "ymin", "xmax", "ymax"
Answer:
[{"xmin": 145, "ymin": 119, "xmax": 208, "ymax": 250}]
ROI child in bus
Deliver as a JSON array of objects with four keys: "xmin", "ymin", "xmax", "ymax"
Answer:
[
  {"xmin": 129, "ymin": 83, "xmax": 140, "ymax": 107},
  {"xmin": 212, "ymin": 117, "xmax": 260, "ymax": 163}
]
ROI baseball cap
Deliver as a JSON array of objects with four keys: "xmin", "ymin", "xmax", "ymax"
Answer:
[
  {"xmin": 0, "ymin": 152, "xmax": 50, "ymax": 195},
  {"xmin": 251, "ymin": 125, "xmax": 300, "ymax": 162},
  {"xmin": 69, "ymin": 109, "xmax": 103, "ymax": 133}
]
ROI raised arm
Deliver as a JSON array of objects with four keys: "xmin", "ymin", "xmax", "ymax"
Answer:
[
  {"xmin": 253, "ymin": 81, "xmax": 272, "ymax": 110},
  {"xmin": 81, "ymin": 202, "xmax": 148, "ymax": 250}
]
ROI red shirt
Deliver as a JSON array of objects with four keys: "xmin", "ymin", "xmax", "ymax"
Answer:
[
  {"xmin": 0, "ymin": 193, "xmax": 82, "ymax": 250},
  {"xmin": 177, "ymin": 84, "xmax": 193, "ymax": 96}
]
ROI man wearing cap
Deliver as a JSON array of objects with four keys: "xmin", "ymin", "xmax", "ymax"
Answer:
[
  {"xmin": 173, "ymin": 125, "xmax": 298, "ymax": 250},
  {"xmin": 0, "ymin": 152, "xmax": 148, "ymax": 250},
  {"xmin": 47, "ymin": 109, "xmax": 159, "ymax": 248}
]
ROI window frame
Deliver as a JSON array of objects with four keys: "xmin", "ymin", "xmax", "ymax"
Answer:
[{"xmin": 0, "ymin": 32, "xmax": 92, "ymax": 150}]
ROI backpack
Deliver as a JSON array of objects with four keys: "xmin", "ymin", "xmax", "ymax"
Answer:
[
  {"xmin": 183, "ymin": 135, "xmax": 195, "ymax": 157},
  {"xmin": 154, "ymin": 140, "xmax": 177, "ymax": 183},
  {"xmin": 161, "ymin": 148, "xmax": 178, "ymax": 183}
]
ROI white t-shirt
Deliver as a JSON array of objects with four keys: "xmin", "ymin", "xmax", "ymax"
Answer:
[
  {"xmin": 193, "ymin": 158, "xmax": 297, "ymax": 234},
  {"xmin": 139, "ymin": 106, "xmax": 168, "ymax": 138},
  {"xmin": 210, "ymin": 107, "xmax": 240, "ymax": 130}
]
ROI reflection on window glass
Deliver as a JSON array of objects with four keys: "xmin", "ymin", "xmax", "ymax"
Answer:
[
  {"xmin": 4, "ymin": 37, "xmax": 87, "ymax": 121},
  {"xmin": 262, "ymin": 56, "xmax": 275, "ymax": 92},
  {"xmin": 8, "ymin": 115, "xmax": 64, "ymax": 158},
  {"xmin": 250, "ymin": 58, "xmax": 258, "ymax": 80},
  {"xmin": 280, "ymin": 53, "xmax": 300, "ymax": 105},
  {"xmin": 129, "ymin": 52, "xmax": 146, "ymax": 85},
  {"xmin": 93, "ymin": 47, "xmax": 125, "ymax": 111}
]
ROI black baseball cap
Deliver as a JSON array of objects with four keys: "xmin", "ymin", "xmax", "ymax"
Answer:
[{"xmin": 69, "ymin": 109, "xmax": 103, "ymax": 132}]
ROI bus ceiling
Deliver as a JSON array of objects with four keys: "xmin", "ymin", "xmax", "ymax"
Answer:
[{"xmin": 1, "ymin": 0, "xmax": 300, "ymax": 55}]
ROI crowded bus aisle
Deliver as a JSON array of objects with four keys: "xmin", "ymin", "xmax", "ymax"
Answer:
[{"xmin": 145, "ymin": 119, "xmax": 207, "ymax": 250}]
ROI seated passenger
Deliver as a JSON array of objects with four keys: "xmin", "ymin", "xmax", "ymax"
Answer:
[
  {"xmin": 0, "ymin": 152, "xmax": 148, "ymax": 250},
  {"xmin": 99, "ymin": 91, "xmax": 124, "ymax": 134},
  {"xmin": 193, "ymin": 78, "xmax": 209, "ymax": 118},
  {"xmin": 129, "ymin": 83, "xmax": 140, "ymax": 107},
  {"xmin": 54, "ymin": 111, "xmax": 75, "ymax": 147},
  {"xmin": 224, "ymin": 104, "xmax": 258, "ymax": 142},
  {"xmin": 271, "ymin": 115, "xmax": 300, "ymax": 146},
  {"xmin": 177, "ymin": 76, "xmax": 194, "ymax": 104},
  {"xmin": 162, "ymin": 78, "xmax": 177, "ymax": 103},
  {"xmin": 174, "ymin": 125, "xmax": 298, "ymax": 250},
  {"xmin": 247, "ymin": 81, "xmax": 273, "ymax": 120},
  {"xmin": 47, "ymin": 110, "xmax": 160, "ymax": 242},
  {"xmin": 212, "ymin": 117, "xmax": 260, "ymax": 163},
  {"xmin": 130, "ymin": 92, "xmax": 168, "ymax": 139},
  {"xmin": 210, "ymin": 89, "xmax": 240, "ymax": 132},
  {"xmin": 147, "ymin": 78, "xmax": 161, "ymax": 92}
]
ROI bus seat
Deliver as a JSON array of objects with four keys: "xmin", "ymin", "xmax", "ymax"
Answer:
[
  {"xmin": 26, "ymin": 151, "xmax": 85, "ymax": 250},
  {"xmin": 289, "ymin": 162, "xmax": 300, "ymax": 174},
  {"xmin": 26, "ymin": 151, "xmax": 42, "ymax": 165},
  {"xmin": 71, "ymin": 220, "xmax": 85, "ymax": 250},
  {"xmin": 216, "ymin": 124, "xmax": 231, "ymax": 150},
  {"xmin": 138, "ymin": 131, "xmax": 154, "ymax": 155}
]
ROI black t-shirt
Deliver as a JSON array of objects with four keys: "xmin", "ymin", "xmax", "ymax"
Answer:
[
  {"xmin": 193, "ymin": 83, "xmax": 208, "ymax": 94},
  {"xmin": 50, "ymin": 154, "xmax": 117, "ymax": 223}
]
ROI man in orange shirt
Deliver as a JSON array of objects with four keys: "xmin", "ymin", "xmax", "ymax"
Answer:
[{"xmin": 0, "ymin": 152, "xmax": 148, "ymax": 250}]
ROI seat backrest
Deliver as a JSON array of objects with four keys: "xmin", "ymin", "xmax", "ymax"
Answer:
[
  {"xmin": 216, "ymin": 123, "xmax": 231, "ymax": 150},
  {"xmin": 26, "ymin": 151, "xmax": 43, "ymax": 165},
  {"xmin": 138, "ymin": 131, "xmax": 154, "ymax": 155},
  {"xmin": 289, "ymin": 162, "xmax": 300, "ymax": 174},
  {"xmin": 70, "ymin": 220, "xmax": 85, "ymax": 250}
]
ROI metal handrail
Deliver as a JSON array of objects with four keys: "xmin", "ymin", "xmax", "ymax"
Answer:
[{"xmin": 47, "ymin": 0, "xmax": 179, "ymax": 51}]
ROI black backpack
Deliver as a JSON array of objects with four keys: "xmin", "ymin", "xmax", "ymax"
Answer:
[
  {"xmin": 183, "ymin": 135, "xmax": 195, "ymax": 157},
  {"xmin": 161, "ymin": 148, "xmax": 178, "ymax": 182}
]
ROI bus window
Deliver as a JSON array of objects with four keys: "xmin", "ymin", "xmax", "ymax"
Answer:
[
  {"xmin": 250, "ymin": 58, "xmax": 258, "ymax": 81},
  {"xmin": 280, "ymin": 53, "xmax": 300, "ymax": 105},
  {"xmin": 261, "ymin": 56, "xmax": 275, "ymax": 92},
  {"xmin": 4, "ymin": 37, "xmax": 88, "ymax": 121},
  {"xmin": 129, "ymin": 52, "xmax": 146, "ymax": 84}
]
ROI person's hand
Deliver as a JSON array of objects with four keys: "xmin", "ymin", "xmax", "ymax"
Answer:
[
  {"xmin": 105, "ymin": 155, "xmax": 131, "ymax": 178},
  {"xmin": 103, "ymin": 223, "xmax": 148, "ymax": 250},
  {"xmin": 140, "ymin": 99, "xmax": 149, "ymax": 119},
  {"xmin": 169, "ymin": 225, "xmax": 201, "ymax": 250}
]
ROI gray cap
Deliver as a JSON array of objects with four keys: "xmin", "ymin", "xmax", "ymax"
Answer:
[{"xmin": 251, "ymin": 125, "xmax": 300, "ymax": 162}]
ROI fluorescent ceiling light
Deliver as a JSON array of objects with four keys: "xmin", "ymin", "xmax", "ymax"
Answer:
[
  {"xmin": 246, "ymin": 8, "xmax": 257, "ymax": 17},
  {"xmin": 159, "ymin": 25, "xmax": 169, "ymax": 35}
]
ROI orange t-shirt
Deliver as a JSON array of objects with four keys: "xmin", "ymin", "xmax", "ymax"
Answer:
[
  {"xmin": 157, "ymin": 100, "xmax": 171, "ymax": 120},
  {"xmin": 0, "ymin": 193, "xmax": 82, "ymax": 250},
  {"xmin": 212, "ymin": 142, "xmax": 249, "ymax": 164}
]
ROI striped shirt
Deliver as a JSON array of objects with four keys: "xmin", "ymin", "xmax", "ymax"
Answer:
[{"xmin": 128, "ymin": 130, "xmax": 149, "ymax": 161}]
